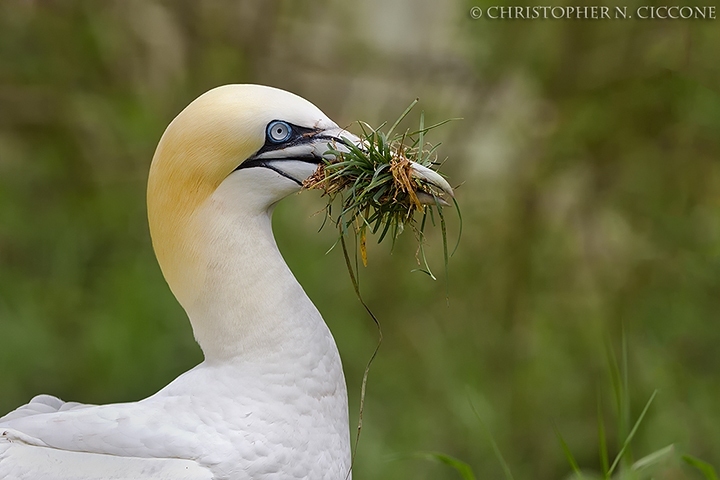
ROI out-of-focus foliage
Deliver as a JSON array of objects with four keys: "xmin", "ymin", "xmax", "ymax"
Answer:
[{"xmin": 0, "ymin": 1, "xmax": 718, "ymax": 479}]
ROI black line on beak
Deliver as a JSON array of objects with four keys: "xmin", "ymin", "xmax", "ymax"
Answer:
[
  {"xmin": 234, "ymin": 161, "xmax": 303, "ymax": 186},
  {"xmin": 234, "ymin": 155, "xmax": 322, "ymax": 185}
]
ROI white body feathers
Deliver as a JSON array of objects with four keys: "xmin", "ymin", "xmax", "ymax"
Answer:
[{"xmin": 1, "ymin": 85, "xmax": 351, "ymax": 479}]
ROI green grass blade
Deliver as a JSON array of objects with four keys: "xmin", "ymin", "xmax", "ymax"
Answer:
[
  {"xmin": 451, "ymin": 196, "xmax": 463, "ymax": 256},
  {"xmin": 622, "ymin": 329, "xmax": 630, "ymax": 442},
  {"xmin": 682, "ymin": 455, "xmax": 720, "ymax": 480},
  {"xmin": 604, "ymin": 336, "xmax": 624, "ymax": 439},
  {"xmin": 416, "ymin": 210, "xmax": 436, "ymax": 280},
  {"xmin": 418, "ymin": 452, "xmax": 477, "ymax": 480},
  {"xmin": 387, "ymin": 98, "xmax": 419, "ymax": 138},
  {"xmin": 340, "ymin": 234, "xmax": 383, "ymax": 479},
  {"xmin": 376, "ymin": 217, "xmax": 392, "ymax": 244},
  {"xmin": 597, "ymin": 391, "xmax": 609, "ymax": 476},
  {"xmin": 553, "ymin": 422, "xmax": 585, "ymax": 479},
  {"xmin": 631, "ymin": 444, "xmax": 674, "ymax": 472},
  {"xmin": 418, "ymin": 111, "xmax": 425, "ymax": 161},
  {"xmin": 617, "ymin": 327, "xmax": 632, "ymax": 474},
  {"xmin": 409, "ymin": 117, "xmax": 462, "ymax": 136},
  {"xmin": 435, "ymin": 199, "xmax": 450, "ymax": 302},
  {"xmin": 607, "ymin": 389, "xmax": 659, "ymax": 477},
  {"xmin": 468, "ymin": 399, "xmax": 515, "ymax": 480}
]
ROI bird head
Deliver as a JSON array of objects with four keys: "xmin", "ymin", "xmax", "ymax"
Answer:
[
  {"xmin": 148, "ymin": 84, "xmax": 351, "ymax": 212},
  {"xmin": 147, "ymin": 84, "xmax": 354, "ymax": 308}
]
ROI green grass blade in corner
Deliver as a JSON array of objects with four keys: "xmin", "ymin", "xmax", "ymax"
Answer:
[
  {"xmin": 682, "ymin": 455, "xmax": 720, "ymax": 480},
  {"xmin": 604, "ymin": 337, "xmax": 623, "ymax": 422},
  {"xmin": 553, "ymin": 422, "xmax": 585, "ymax": 479},
  {"xmin": 607, "ymin": 389, "xmax": 658, "ymax": 477},
  {"xmin": 596, "ymin": 392, "xmax": 609, "ymax": 476},
  {"xmin": 468, "ymin": 400, "xmax": 515, "ymax": 480},
  {"xmin": 419, "ymin": 452, "xmax": 477, "ymax": 480},
  {"xmin": 621, "ymin": 329, "xmax": 630, "ymax": 443}
]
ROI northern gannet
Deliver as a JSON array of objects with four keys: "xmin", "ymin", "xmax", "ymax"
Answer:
[{"xmin": 0, "ymin": 84, "xmax": 454, "ymax": 480}]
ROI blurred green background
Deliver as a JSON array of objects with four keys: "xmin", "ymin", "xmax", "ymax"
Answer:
[{"xmin": 1, "ymin": 1, "xmax": 719, "ymax": 478}]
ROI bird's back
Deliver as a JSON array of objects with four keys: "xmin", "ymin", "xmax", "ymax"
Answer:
[{"xmin": 1, "ymin": 345, "xmax": 350, "ymax": 479}]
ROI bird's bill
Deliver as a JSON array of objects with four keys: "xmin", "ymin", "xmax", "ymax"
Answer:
[{"xmin": 409, "ymin": 162, "xmax": 454, "ymax": 206}]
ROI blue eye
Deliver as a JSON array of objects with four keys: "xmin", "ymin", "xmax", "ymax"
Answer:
[{"xmin": 267, "ymin": 121, "xmax": 292, "ymax": 143}]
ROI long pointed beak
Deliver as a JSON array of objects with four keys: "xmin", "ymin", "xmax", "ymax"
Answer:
[
  {"xmin": 313, "ymin": 127, "xmax": 361, "ymax": 160},
  {"xmin": 409, "ymin": 163, "xmax": 455, "ymax": 206}
]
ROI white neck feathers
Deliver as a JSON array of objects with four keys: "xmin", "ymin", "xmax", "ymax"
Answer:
[{"xmin": 184, "ymin": 172, "xmax": 324, "ymax": 360}]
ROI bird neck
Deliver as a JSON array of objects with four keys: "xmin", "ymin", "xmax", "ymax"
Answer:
[
  {"xmin": 148, "ymin": 163, "xmax": 336, "ymax": 362},
  {"xmin": 183, "ymin": 186, "xmax": 332, "ymax": 361}
]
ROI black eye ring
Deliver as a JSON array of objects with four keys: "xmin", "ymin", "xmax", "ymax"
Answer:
[{"xmin": 266, "ymin": 120, "xmax": 292, "ymax": 143}]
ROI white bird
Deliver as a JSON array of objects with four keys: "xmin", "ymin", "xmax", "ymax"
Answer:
[{"xmin": 0, "ymin": 85, "xmax": 454, "ymax": 480}]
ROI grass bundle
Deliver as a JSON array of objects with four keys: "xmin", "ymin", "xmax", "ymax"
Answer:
[
  {"xmin": 303, "ymin": 100, "xmax": 461, "ymax": 281},
  {"xmin": 303, "ymin": 101, "xmax": 461, "ymax": 475}
]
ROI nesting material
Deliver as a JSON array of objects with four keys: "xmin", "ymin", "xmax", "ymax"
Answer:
[{"xmin": 303, "ymin": 101, "xmax": 460, "ymax": 277}]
